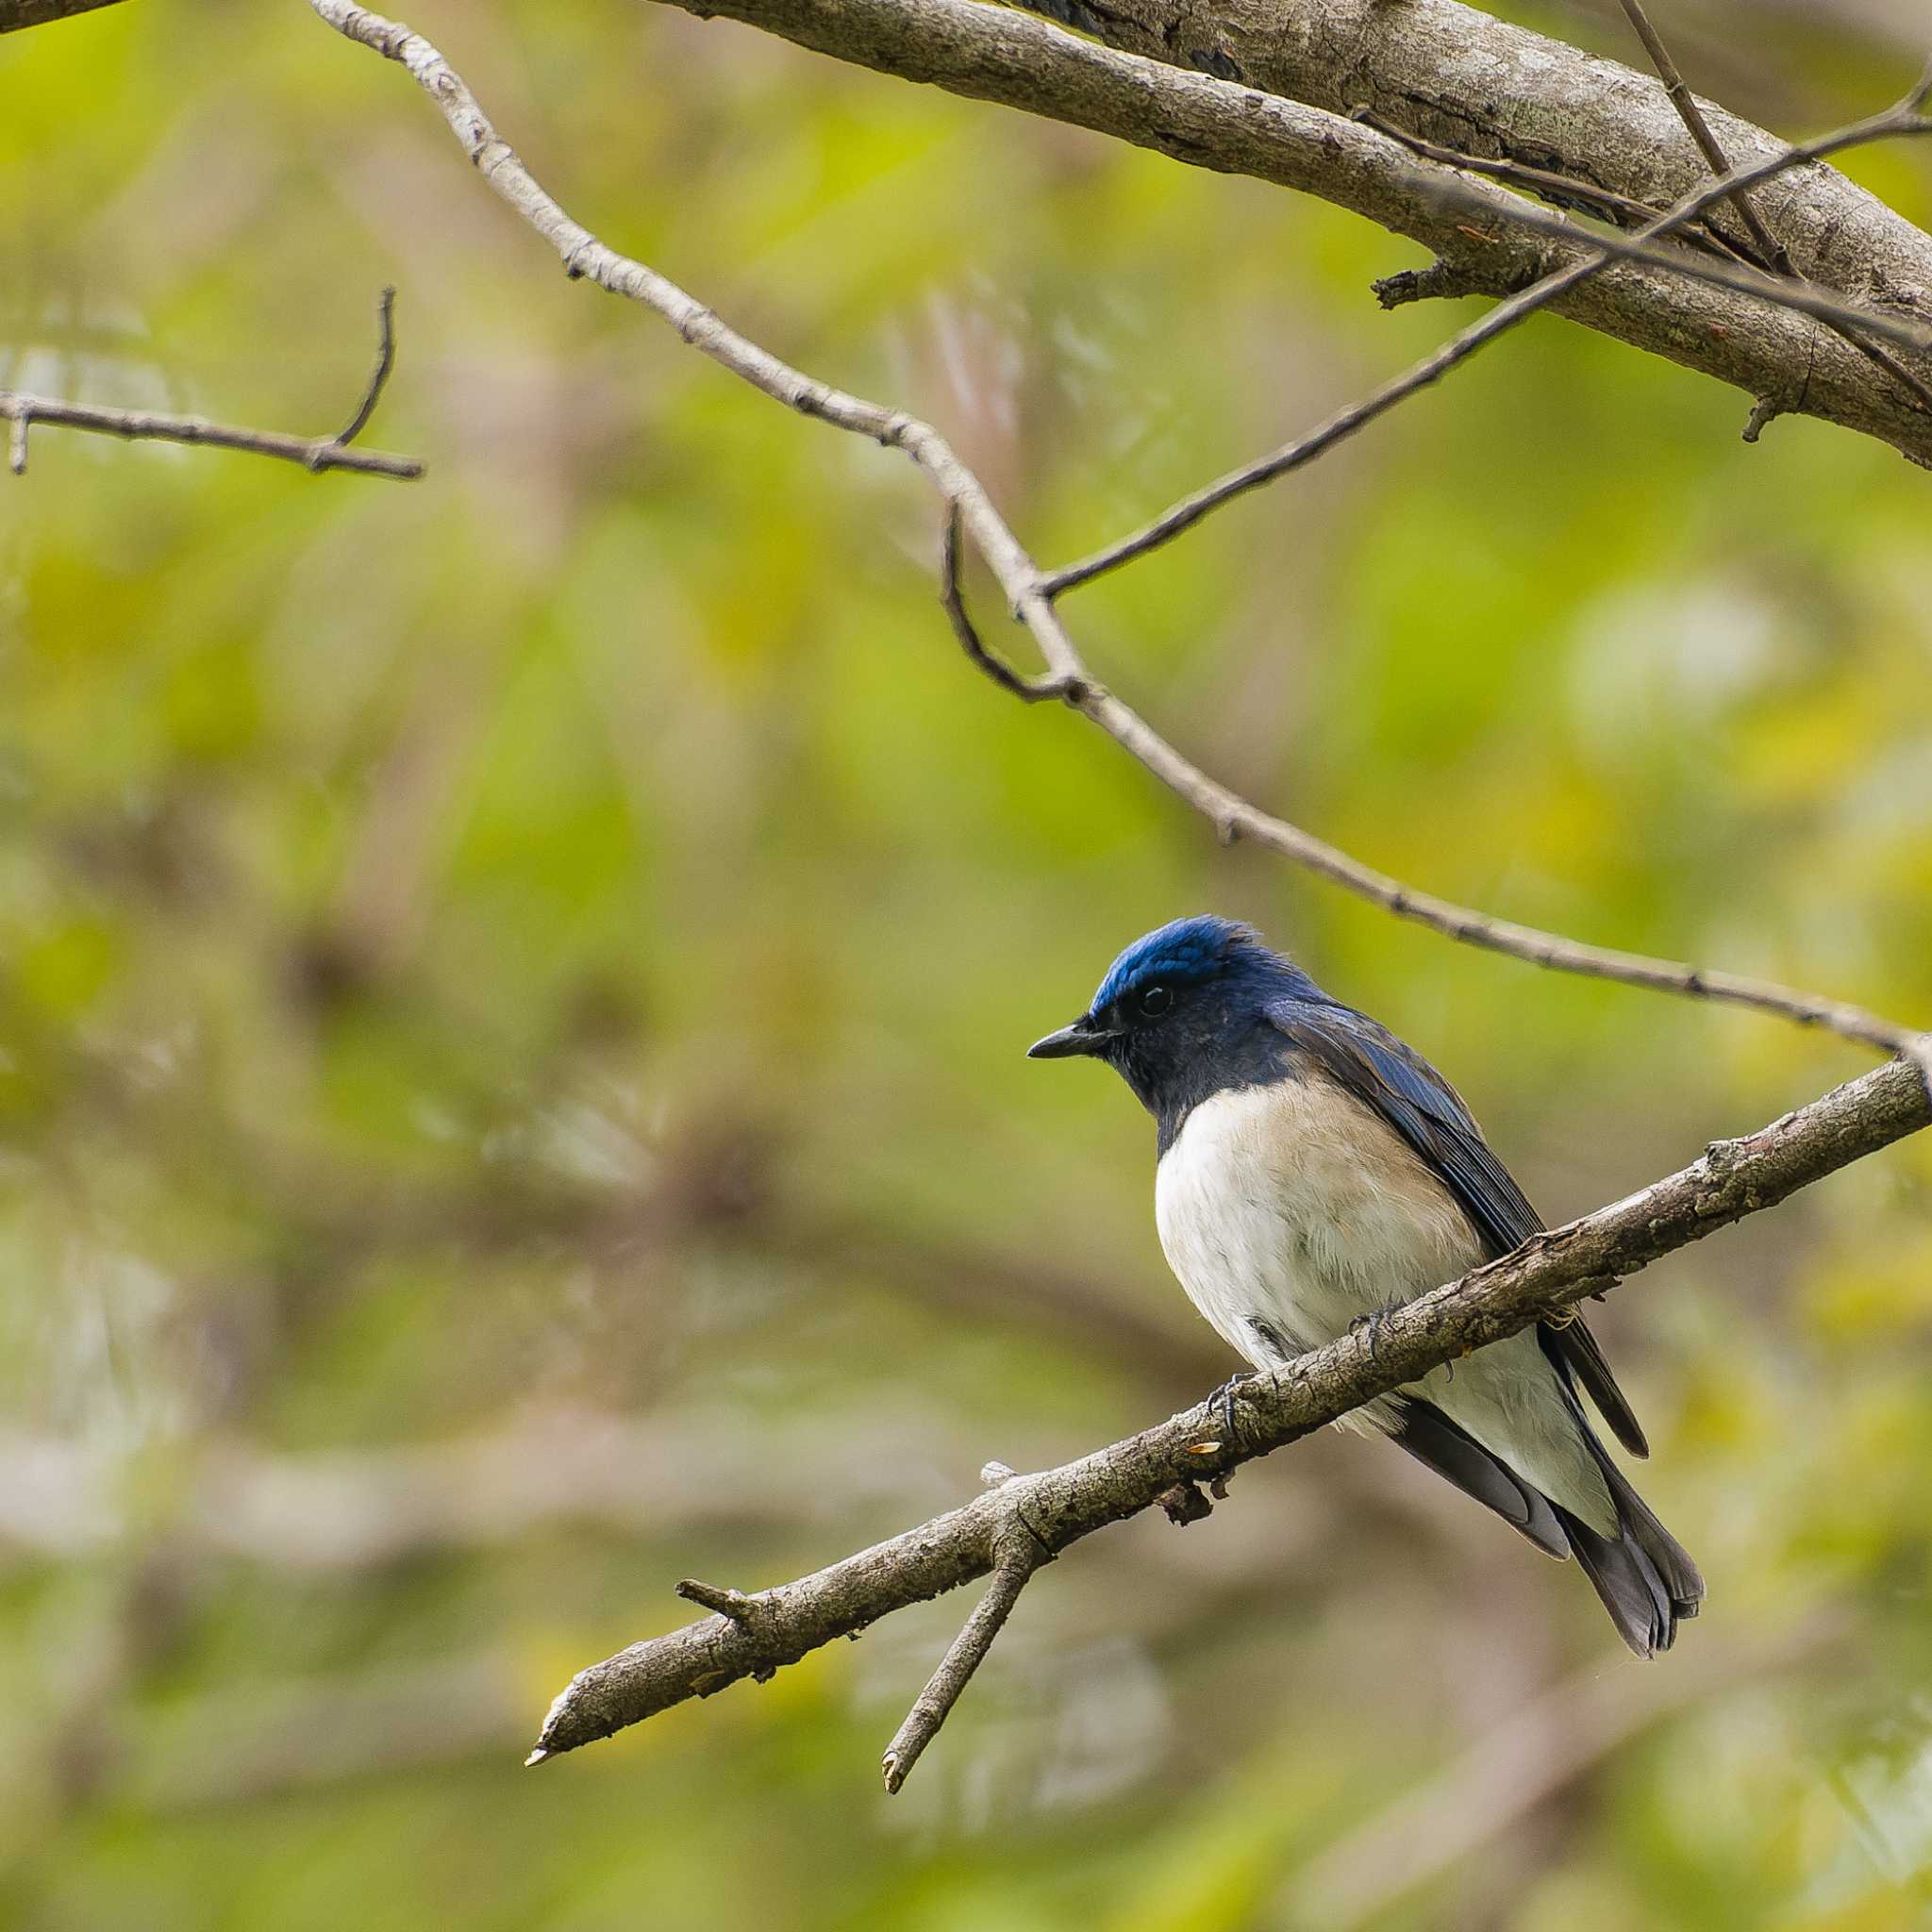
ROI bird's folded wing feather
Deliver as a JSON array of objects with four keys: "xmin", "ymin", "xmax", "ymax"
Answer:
[{"xmin": 1266, "ymin": 998, "xmax": 1649, "ymax": 1458}]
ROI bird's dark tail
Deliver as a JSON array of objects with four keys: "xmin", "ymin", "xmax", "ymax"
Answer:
[{"xmin": 1555, "ymin": 1449, "xmax": 1705, "ymax": 1658}]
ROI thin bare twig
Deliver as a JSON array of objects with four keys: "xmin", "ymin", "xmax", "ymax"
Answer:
[
  {"xmin": 1617, "ymin": 0, "xmax": 1793, "ymax": 266},
  {"xmin": 881, "ymin": 1525, "xmax": 1042, "ymax": 1791},
  {"xmin": 1612, "ymin": 0, "xmax": 1932, "ymax": 415},
  {"xmin": 1, "ymin": 288, "xmax": 421, "ymax": 479},
  {"xmin": 333, "ymin": 284, "xmax": 400, "ymax": 445},
  {"xmin": 0, "ymin": 393, "xmax": 425, "ymax": 479},
  {"xmin": 1042, "ymin": 73, "xmax": 1932, "ymax": 596},
  {"xmin": 308, "ymin": 0, "xmax": 1930, "ymax": 1087},
  {"xmin": 940, "ymin": 507, "xmax": 1069, "ymax": 701},
  {"xmin": 1346, "ymin": 106, "xmax": 1757, "ymax": 262}
]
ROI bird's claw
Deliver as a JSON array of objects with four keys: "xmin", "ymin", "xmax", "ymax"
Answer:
[
  {"xmin": 1204, "ymin": 1374, "xmax": 1243, "ymax": 1443},
  {"xmin": 1349, "ymin": 1307, "xmax": 1389, "ymax": 1352}
]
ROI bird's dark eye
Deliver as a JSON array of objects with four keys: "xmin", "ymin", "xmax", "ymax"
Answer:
[{"xmin": 1139, "ymin": 985, "xmax": 1173, "ymax": 1018}]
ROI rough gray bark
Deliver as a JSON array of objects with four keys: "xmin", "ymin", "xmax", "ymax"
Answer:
[
  {"xmin": 1016, "ymin": 0, "xmax": 1932, "ymax": 310},
  {"xmin": 648, "ymin": 0, "xmax": 1932, "ymax": 464},
  {"xmin": 0, "ymin": 0, "xmax": 122, "ymax": 27},
  {"xmin": 530, "ymin": 1053, "xmax": 1930, "ymax": 1760}
]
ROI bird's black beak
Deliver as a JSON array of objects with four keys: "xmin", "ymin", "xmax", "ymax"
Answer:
[{"xmin": 1027, "ymin": 1015, "xmax": 1111, "ymax": 1059}]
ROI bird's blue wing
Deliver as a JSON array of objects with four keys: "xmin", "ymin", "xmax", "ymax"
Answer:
[
  {"xmin": 1266, "ymin": 997, "xmax": 1648, "ymax": 1457},
  {"xmin": 1266, "ymin": 998, "xmax": 1539, "ymax": 1251}
]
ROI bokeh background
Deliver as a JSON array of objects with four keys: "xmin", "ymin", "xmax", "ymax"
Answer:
[{"xmin": 4, "ymin": 0, "xmax": 1932, "ymax": 1925}]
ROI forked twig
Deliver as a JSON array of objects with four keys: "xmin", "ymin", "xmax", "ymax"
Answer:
[
  {"xmin": 881, "ymin": 1524, "xmax": 1042, "ymax": 1792},
  {"xmin": 1, "ymin": 286, "xmax": 423, "ymax": 479}
]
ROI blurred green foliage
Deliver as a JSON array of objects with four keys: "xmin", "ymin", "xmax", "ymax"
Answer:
[{"xmin": 2, "ymin": 0, "xmax": 1931, "ymax": 1926}]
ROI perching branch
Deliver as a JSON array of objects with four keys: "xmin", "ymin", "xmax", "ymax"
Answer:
[
  {"xmin": 526, "ymin": 1056, "xmax": 1929, "ymax": 1772},
  {"xmin": 1, "ymin": 287, "xmax": 423, "ymax": 480}
]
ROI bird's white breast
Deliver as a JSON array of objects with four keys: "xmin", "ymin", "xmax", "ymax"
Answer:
[
  {"xmin": 1154, "ymin": 1077, "xmax": 1613, "ymax": 1527},
  {"xmin": 1156, "ymin": 1078, "xmax": 1481, "ymax": 1365}
]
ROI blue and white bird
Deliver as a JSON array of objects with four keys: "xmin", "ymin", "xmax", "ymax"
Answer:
[{"xmin": 1028, "ymin": 915, "xmax": 1703, "ymax": 1656}]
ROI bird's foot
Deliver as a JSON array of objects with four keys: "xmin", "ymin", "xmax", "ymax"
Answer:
[
  {"xmin": 1348, "ymin": 1307, "xmax": 1394, "ymax": 1355},
  {"xmin": 1203, "ymin": 1373, "xmax": 1245, "ymax": 1444}
]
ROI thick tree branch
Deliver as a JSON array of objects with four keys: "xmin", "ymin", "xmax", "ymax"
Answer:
[
  {"xmin": 623, "ymin": 0, "xmax": 1932, "ymax": 466},
  {"xmin": 528, "ymin": 1056, "xmax": 1928, "ymax": 1765},
  {"xmin": 1007, "ymin": 0, "xmax": 1932, "ymax": 314},
  {"xmin": 0, "ymin": 0, "xmax": 123, "ymax": 28},
  {"xmin": 1, "ymin": 287, "xmax": 423, "ymax": 480},
  {"xmin": 309, "ymin": 0, "xmax": 1931, "ymax": 1079}
]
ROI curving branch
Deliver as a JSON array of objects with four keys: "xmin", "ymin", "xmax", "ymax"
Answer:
[
  {"xmin": 307, "ymin": 0, "xmax": 1930, "ymax": 1083},
  {"xmin": 526, "ymin": 1057, "xmax": 1929, "ymax": 1772},
  {"xmin": 1, "ymin": 287, "xmax": 423, "ymax": 480}
]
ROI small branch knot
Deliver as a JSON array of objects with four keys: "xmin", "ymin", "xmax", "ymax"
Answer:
[
  {"xmin": 1742, "ymin": 393, "xmax": 1785, "ymax": 441},
  {"xmin": 675, "ymin": 1577, "xmax": 758, "ymax": 1624},
  {"xmin": 1372, "ymin": 258, "xmax": 1484, "ymax": 310},
  {"xmin": 1153, "ymin": 1480, "xmax": 1214, "ymax": 1525}
]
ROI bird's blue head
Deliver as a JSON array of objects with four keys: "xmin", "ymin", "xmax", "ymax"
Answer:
[{"xmin": 1028, "ymin": 916, "xmax": 1324, "ymax": 1125}]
